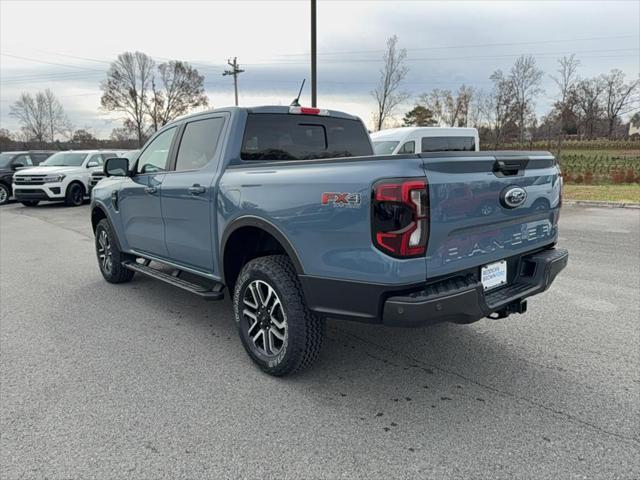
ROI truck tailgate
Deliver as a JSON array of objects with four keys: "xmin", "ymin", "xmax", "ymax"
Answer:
[{"xmin": 423, "ymin": 152, "xmax": 561, "ymax": 279}]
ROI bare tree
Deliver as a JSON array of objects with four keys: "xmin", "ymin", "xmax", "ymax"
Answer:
[
  {"xmin": 9, "ymin": 92, "xmax": 48, "ymax": 143},
  {"xmin": 148, "ymin": 61, "xmax": 209, "ymax": 132},
  {"xmin": 101, "ymin": 52, "xmax": 155, "ymax": 147},
  {"xmin": 574, "ymin": 77, "xmax": 606, "ymax": 139},
  {"xmin": 110, "ymin": 126, "xmax": 136, "ymax": 142},
  {"xmin": 372, "ymin": 35, "xmax": 409, "ymax": 131},
  {"xmin": 420, "ymin": 85, "xmax": 474, "ymax": 127},
  {"xmin": 550, "ymin": 55, "xmax": 580, "ymax": 156},
  {"xmin": 454, "ymin": 85, "xmax": 474, "ymax": 127},
  {"xmin": 42, "ymin": 89, "xmax": 70, "ymax": 142},
  {"xmin": 487, "ymin": 70, "xmax": 516, "ymax": 148},
  {"xmin": 509, "ymin": 55, "xmax": 544, "ymax": 142},
  {"xmin": 468, "ymin": 89, "xmax": 488, "ymax": 128},
  {"xmin": 602, "ymin": 69, "xmax": 639, "ymax": 138},
  {"xmin": 419, "ymin": 89, "xmax": 448, "ymax": 125}
]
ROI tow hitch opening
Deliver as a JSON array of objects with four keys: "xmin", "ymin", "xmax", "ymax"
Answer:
[{"xmin": 488, "ymin": 300, "xmax": 528, "ymax": 319}]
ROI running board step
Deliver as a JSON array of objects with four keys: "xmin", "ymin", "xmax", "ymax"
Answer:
[{"xmin": 122, "ymin": 261, "xmax": 224, "ymax": 300}]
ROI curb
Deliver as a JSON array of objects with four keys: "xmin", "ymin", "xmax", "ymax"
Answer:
[{"xmin": 564, "ymin": 200, "xmax": 640, "ymax": 209}]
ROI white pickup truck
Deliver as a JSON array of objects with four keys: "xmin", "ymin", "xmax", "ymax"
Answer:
[{"xmin": 13, "ymin": 150, "xmax": 121, "ymax": 207}]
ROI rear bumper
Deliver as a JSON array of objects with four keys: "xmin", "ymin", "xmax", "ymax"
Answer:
[
  {"xmin": 383, "ymin": 248, "xmax": 568, "ymax": 326},
  {"xmin": 300, "ymin": 247, "xmax": 568, "ymax": 327}
]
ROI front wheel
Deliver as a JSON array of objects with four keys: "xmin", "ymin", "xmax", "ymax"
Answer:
[
  {"xmin": 0, "ymin": 184, "xmax": 9, "ymax": 205},
  {"xmin": 95, "ymin": 219, "xmax": 135, "ymax": 283},
  {"xmin": 233, "ymin": 255, "xmax": 325, "ymax": 376},
  {"xmin": 65, "ymin": 182, "xmax": 85, "ymax": 206}
]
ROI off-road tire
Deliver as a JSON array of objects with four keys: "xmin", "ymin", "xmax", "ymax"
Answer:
[
  {"xmin": 233, "ymin": 255, "xmax": 325, "ymax": 376},
  {"xmin": 65, "ymin": 182, "xmax": 85, "ymax": 206},
  {"xmin": 95, "ymin": 218, "xmax": 135, "ymax": 283},
  {"xmin": 21, "ymin": 200, "xmax": 39, "ymax": 207}
]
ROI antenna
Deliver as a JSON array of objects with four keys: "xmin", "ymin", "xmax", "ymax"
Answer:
[{"xmin": 290, "ymin": 79, "xmax": 306, "ymax": 107}]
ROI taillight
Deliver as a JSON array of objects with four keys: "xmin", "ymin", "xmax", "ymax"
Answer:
[{"xmin": 372, "ymin": 178, "xmax": 429, "ymax": 258}]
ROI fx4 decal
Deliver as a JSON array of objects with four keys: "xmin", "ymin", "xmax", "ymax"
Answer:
[{"xmin": 321, "ymin": 192, "xmax": 361, "ymax": 208}]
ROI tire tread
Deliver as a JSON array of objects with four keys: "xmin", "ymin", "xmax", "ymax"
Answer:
[
  {"xmin": 96, "ymin": 218, "xmax": 135, "ymax": 284},
  {"xmin": 234, "ymin": 255, "xmax": 324, "ymax": 376}
]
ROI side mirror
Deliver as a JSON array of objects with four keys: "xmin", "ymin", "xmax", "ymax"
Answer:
[
  {"xmin": 87, "ymin": 161, "xmax": 100, "ymax": 168},
  {"xmin": 11, "ymin": 162, "xmax": 25, "ymax": 171},
  {"xmin": 104, "ymin": 157, "xmax": 130, "ymax": 177}
]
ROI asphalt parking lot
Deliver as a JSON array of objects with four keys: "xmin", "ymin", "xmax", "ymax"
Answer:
[{"xmin": 1, "ymin": 202, "xmax": 638, "ymax": 479}]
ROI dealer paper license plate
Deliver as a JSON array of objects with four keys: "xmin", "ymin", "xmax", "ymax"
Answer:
[{"xmin": 481, "ymin": 260, "xmax": 507, "ymax": 290}]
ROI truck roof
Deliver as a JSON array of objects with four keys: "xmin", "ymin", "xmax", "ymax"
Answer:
[{"xmin": 167, "ymin": 105, "xmax": 362, "ymax": 127}]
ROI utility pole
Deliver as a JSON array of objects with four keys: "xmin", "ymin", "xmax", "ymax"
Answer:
[
  {"xmin": 311, "ymin": 0, "xmax": 317, "ymax": 107},
  {"xmin": 222, "ymin": 57, "xmax": 244, "ymax": 106}
]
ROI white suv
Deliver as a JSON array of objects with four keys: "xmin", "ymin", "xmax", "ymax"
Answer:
[{"xmin": 13, "ymin": 150, "xmax": 120, "ymax": 207}]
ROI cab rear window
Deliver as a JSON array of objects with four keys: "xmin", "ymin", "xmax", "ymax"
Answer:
[{"xmin": 241, "ymin": 114, "xmax": 372, "ymax": 161}]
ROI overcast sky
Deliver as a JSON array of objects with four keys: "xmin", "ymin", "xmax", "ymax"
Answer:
[{"xmin": 1, "ymin": 0, "xmax": 638, "ymax": 136}]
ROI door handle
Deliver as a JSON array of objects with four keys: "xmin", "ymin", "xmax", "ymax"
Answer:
[
  {"xmin": 188, "ymin": 184, "xmax": 206, "ymax": 195},
  {"xmin": 144, "ymin": 186, "xmax": 158, "ymax": 194}
]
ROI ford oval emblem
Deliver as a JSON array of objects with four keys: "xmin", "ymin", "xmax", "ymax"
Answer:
[{"xmin": 500, "ymin": 186, "xmax": 527, "ymax": 209}]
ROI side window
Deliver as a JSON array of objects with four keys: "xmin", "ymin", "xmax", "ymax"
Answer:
[
  {"xmin": 137, "ymin": 127, "xmax": 176, "ymax": 174},
  {"xmin": 175, "ymin": 117, "xmax": 225, "ymax": 171},
  {"xmin": 31, "ymin": 154, "xmax": 48, "ymax": 165},
  {"xmin": 421, "ymin": 137, "xmax": 448, "ymax": 152},
  {"xmin": 13, "ymin": 154, "xmax": 32, "ymax": 166},
  {"xmin": 97, "ymin": 153, "xmax": 118, "ymax": 165},
  {"xmin": 398, "ymin": 141, "xmax": 415, "ymax": 154},
  {"xmin": 87, "ymin": 154, "xmax": 103, "ymax": 167},
  {"xmin": 422, "ymin": 136, "xmax": 475, "ymax": 152}
]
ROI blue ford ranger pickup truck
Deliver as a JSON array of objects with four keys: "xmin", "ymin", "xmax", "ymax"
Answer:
[{"xmin": 91, "ymin": 105, "xmax": 568, "ymax": 376}]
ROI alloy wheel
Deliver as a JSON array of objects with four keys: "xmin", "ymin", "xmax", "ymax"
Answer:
[
  {"xmin": 97, "ymin": 229, "xmax": 113, "ymax": 274},
  {"xmin": 0, "ymin": 186, "xmax": 8, "ymax": 205},
  {"xmin": 242, "ymin": 280, "xmax": 287, "ymax": 357},
  {"xmin": 72, "ymin": 185, "xmax": 83, "ymax": 205}
]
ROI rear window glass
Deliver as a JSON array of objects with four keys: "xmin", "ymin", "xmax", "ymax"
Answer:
[
  {"xmin": 241, "ymin": 114, "xmax": 372, "ymax": 161},
  {"xmin": 421, "ymin": 136, "xmax": 475, "ymax": 152}
]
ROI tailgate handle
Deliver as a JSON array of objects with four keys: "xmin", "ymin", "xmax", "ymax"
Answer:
[{"xmin": 493, "ymin": 158, "xmax": 528, "ymax": 177}]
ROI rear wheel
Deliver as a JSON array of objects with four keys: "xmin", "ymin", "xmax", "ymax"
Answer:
[
  {"xmin": 0, "ymin": 184, "xmax": 9, "ymax": 205},
  {"xmin": 21, "ymin": 200, "xmax": 39, "ymax": 207},
  {"xmin": 233, "ymin": 255, "xmax": 325, "ymax": 376},
  {"xmin": 95, "ymin": 218, "xmax": 135, "ymax": 283},
  {"xmin": 65, "ymin": 182, "xmax": 85, "ymax": 206}
]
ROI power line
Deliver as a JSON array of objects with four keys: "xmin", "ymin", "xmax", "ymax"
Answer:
[
  {"xmin": 0, "ymin": 53, "xmax": 104, "ymax": 72},
  {"xmin": 242, "ymin": 48, "xmax": 640, "ymax": 66},
  {"xmin": 2, "ymin": 47, "xmax": 635, "ymax": 85},
  {"xmin": 276, "ymin": 34, "xmax": 639, "ymax": 57}
]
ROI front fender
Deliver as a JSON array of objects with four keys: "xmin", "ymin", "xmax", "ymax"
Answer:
[{"xmin": 90, "ymin": 198, "xmax": 129, "ymax": 252}]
